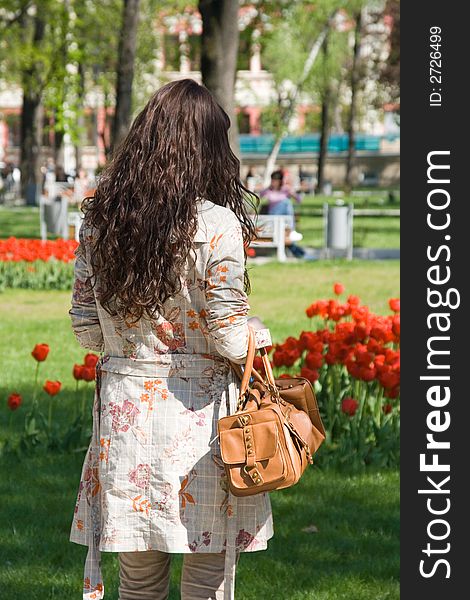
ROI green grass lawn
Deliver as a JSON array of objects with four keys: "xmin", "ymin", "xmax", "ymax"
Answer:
[
  {"xmin": 0, "ymin": 453, "xmax": 399, "ymax": 600},
  {"xmin": 297, "ymin": 192, "xmax": 400, "ymax": 210},
  {"xmin": 0, "ymin": 261, "xmax": 400, "ymax": 599},
  {"xmin": 0, "ymin": 206, "xmax": 44, "ymax": 239}
]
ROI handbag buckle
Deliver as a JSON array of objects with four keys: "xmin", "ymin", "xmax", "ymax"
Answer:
[
  {"xmin": 243, "ymin": 462, "xmax": 263, "ymax": 485},
  {"xmin": 237, "ymin": 413, "xmax": 251, "ymax": 427}
]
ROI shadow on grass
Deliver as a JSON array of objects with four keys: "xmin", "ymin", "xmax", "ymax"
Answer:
[{"xmin": 0, "ymin": 442, "xmax": 399, "ymax": 600}]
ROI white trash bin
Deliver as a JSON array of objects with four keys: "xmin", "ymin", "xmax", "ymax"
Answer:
[{"xmin": 323, "ymin": 200, "xmax": 354, "ymax": 259}]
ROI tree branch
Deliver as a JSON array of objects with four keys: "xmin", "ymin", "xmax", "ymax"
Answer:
[{"xmin": 263, "ymin": 9, "xmax": 339, "ymax": 186}]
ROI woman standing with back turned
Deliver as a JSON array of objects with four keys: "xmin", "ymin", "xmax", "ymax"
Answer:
[{"xmin": 69, "ymin": 79, "xmax": 274, "ymax": 600}]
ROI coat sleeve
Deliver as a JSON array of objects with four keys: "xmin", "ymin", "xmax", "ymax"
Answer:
[
  {"xmin": 69, "ymin": 224, "xmax": 104, "ymax": 352},
  {"xmin": 204, "ymin": 218, "xmax": 250, "ymax": 364}
]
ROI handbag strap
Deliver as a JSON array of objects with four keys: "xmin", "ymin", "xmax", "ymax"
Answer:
[
  {"xmin": 235, "ymin": 326, "xmax": 277, "ymax": 399},
  {"xmin": 239, "ymin": 326, "xmax": 256, "ymax": 397}
]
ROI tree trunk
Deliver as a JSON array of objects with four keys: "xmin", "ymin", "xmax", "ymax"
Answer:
[
  {"xmin": 317, "ymin": 33, "xmax": 331, "ymax": 193},
  {"xmin": 54, "ymin": 118, "xmax": 65, "ymax": 166},
  {"xmin": 317, "ymin": 91, "xmax": 331, "ymax": 192},
  {"xmin": 111, "ymin": 0, "xmax": 140, "ymax": 151},
  {"xmin": 53, "ymin": 0, "xmax": 69, "ymax": 169},
  {"xmin": 75, "ymin": 62, "xmax": 86, "ymax": 170},
  {"xmin": 20, "ymin": 14, "xmax": 46, "ymax": 205},
  {"xmin": 263, "ymin": 136, "xmax": 283, "ymax": 186},
  {"xmin": 198, "ymin": 0, "xmax": 240, "ymax": 157},
  {"xmin": 20, "ymin": 92, "xmax": 42, "ymax": 204},
  {"xmin": 262, "ymin": 11, "xmax": 338, "ymax": 187},
  {"xmin": 345, "ymin": 9, "xmax": 362, "ymax": 190}
]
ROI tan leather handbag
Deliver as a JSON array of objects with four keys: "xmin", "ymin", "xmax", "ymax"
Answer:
[{"xmin": 217, "ymin": 327, "xmax": 325, "ymax": 497}]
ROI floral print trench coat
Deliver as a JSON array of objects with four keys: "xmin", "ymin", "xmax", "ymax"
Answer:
[{"xmin": 69, "ymin": 198, "xmax": 274, "ymax": 600}]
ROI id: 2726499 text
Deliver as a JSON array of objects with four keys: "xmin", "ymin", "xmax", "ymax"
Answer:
[{"xmin": 429, "ymin": 26, "xmax": 442, "ymax": 107}]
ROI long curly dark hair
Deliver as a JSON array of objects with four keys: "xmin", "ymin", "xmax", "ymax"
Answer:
[{"xmin": 81, "ymin": 78, "xmax": 258, "ymax": 323}]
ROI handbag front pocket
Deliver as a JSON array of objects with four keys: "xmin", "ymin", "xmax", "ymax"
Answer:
[{"xmin": 219, "ymin": 417, "xmax": 288, "ymax": 492}]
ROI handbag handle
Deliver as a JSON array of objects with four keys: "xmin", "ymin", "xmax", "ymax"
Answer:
[
  {"xmin": 236, "ymin": 326, "xmax": 276, "ymax": 399},
  {"xmin": 238, "ymin": 326, "xmax": 256, "ymax": 397}
]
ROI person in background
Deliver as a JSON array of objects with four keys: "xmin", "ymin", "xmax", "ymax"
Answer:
[
  {"xmin": 41, "ymin": 159, "xmax": 56, "ymax": 198},
  {"xmin": 50, "ymin": 164, "xmax": 73, "ymax": 203},
  {"xmin": 278, "ymin": 164, "xmax": 294, "ymax": 188},
  {"xmin": 72, "ymin": 167, "xmax": 92, "ymax": 206},
  {"xmin": 259, "ymin": 170, "xmax": 305, "ymax": 257},
  {"xmin": 244, "ymin": 167, "xmax": 257, "ymax": 192}
]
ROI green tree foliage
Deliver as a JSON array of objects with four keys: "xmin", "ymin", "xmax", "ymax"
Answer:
[
  {"xmin": 379, "ymin": 0, "xmax": 399, "ymax": 108},
  {"xmin": 262, "ymin": 0, "xmax": 347, "ymax": 131},
  {"xmin": 0, "ymin": 0, "xmax": 162, "ymax": 171},
  {"xmin": 260, "ymin": 0, "xmax": 345, "ymax": 183}
]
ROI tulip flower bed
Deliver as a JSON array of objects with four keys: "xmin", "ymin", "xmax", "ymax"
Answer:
[
  {"xmin": 0, "ymin": 263, "xmax": 400, "ymax": 469},
  {"xmin": 260, "ymin": 285, "xmax": 400, "ymax": 469},
  {"xmin": 2, "ymin": 342, "xmax": 99, "ymax": 455},
  {"xmin": 0, "ymin": 237, "xmax": 77, "ymax": 290}
]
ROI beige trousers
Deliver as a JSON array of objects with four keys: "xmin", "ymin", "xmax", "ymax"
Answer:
[{"xmin": 118, "ymin": 550, "xmax": 241, "ymax": 600}]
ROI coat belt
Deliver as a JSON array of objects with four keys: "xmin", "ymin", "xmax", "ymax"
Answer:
[{"xmin": 99, "ymin": 353, "xmax": 232, "ymax": 377}]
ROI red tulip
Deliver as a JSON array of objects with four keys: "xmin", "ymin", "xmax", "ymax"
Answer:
[
  {"xmin": 306, "ymin": 305, "xmax": 315, "ymax": 319},
  {"xmin": 358, "ymin": 366, "xmax": 377, "ymax": 382},
  {"xmin": 273, "ymin": 351, "xmax": 287, "ymax": 368},
  {"xmin": 282, "ymin": 337, "xmax": 300, "ymax": 352},
  {"xmin": 378, "ymin": 370, "xmax": 400, "ymax": 390},
  {"xmin": 305, "ymin": 351, "xmax": 323, "ymax": 370},
  {"xmin": 345, "ymin": 361, "xmax": 361, "ymax": 379},
  {"xmin": 253, "ymin": 356, "xmax": 264, "ymax": 372},
  {"xmin": 389, "ymin": 298, "xmax": 400, "ymax": 313},
  {"xmin": 298, "ymin": 331, "xmax": 315, "ymax": 351},
  {"xmin": 374, "ymin": 354, "xmax": 386, "ymax": 372},
  {"xmin": 367, "ymin": 338, "xmax": 383, "ymax": 354},
  {"xmin": 333, "ymin": 282, "xmax": 345, "ymax": 295},
  {"xmin": 0, "ymin": 238, "xmax": 78, "ymax": 263},
  {"xmin": 383, "ymin": 403, "xmax": 393, "ymax": 414},
  {"xmin": 354, "ymin": 322, "xmax": 370, "ymax": 341},
  {"xmin": 84, "ymin": 353, "xmax": 99, "ymax": 368},
  {"xmin": 43, "ymin": 380, "xmax": 61, "ymax": 396},
  {"xmin": 73, "ymin": 364, "xmax": 84, "ymax": 380},
  {"xmin": 392, "ymin": 314, "xmax": 400, "ymax": 338},
  {"xmin": 300, "ymin": 367, "xmax": 319, "ymax": 383},
  {"xmin": 305, "ymin": 300, "xmax": 328, "ymax": 319},
  {"xmin": 32, "ymin": 343, "xmax": 50, "ymax": 362},
  {"xmin": 7, "ymin": 392, "xmax": 22, "ymax": 411},
  {"xmin": 347, "ymin": 294, "xmax": 361, "ymax": 307},
  {"xmin": 384, "ymin": 385, "xmax": 400, "ymax": 399},
  {"xmin": 341, "ymin": 397, "xmax": 359, "ymax": 416},
  {"xmin": 356, "ymin": 349, "xmax": 374, "ymax": 368},
  {"xmin": 81, "ymin": 366, "xmax": 96, "ymax": 382}
]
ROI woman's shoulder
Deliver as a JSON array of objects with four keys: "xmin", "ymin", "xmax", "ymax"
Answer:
[{"xmin": 195, "ymin": 198, "xmax": 241, "ymax": 241}]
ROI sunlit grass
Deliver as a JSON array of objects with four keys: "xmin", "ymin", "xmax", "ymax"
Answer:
[{"xmin": 0, "ymin": 259, "xmax": 399, "ymax": 599}]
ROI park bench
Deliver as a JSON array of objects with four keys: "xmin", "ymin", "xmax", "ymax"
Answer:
[
  {"xmin": 250, "ymin": 214, "xmax": 289, "ymax": 262},
  {"xmin": 67, "ymin": 211, "xmax": 84, "ymax": 242}
]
